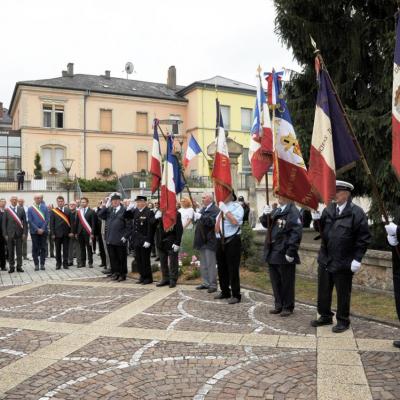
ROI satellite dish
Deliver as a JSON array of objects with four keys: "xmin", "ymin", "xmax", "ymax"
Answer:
[{"xmin": 125, "ymin": 62, "xmax": 134, "ymax": 74}]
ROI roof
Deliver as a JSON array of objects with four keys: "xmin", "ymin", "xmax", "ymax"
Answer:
[
  {"xmin": 177, "ymin": 75, "xmax": 256, "ymax": 96},
  {"xmin": 0, "ymin": 107, "xmax": 12, "ymax": 125},
  {"xmin": 9, "ymin": 74, "xmax": 187, "ymax": 113}
]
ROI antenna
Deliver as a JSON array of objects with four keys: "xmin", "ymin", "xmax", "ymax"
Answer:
[{"xmin": 124, "ymin": 62, "xmax": 136, "ymax": 79}]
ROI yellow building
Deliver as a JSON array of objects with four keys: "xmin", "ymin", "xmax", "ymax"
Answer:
[{"xmin": 8, "ymin": 64, "xmax": 256, "ymax": 181}]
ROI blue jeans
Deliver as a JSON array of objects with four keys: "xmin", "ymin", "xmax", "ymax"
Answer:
[{"xmin": 32, "ymin": 233, "xmax": 47, "ymax": 267}]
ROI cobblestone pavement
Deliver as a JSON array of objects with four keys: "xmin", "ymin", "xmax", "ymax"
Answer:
[{"xmin": 0, "ymin": 265, "xmax": 398, "ymax": 399}]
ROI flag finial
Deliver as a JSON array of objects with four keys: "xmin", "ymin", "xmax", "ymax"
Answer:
[
  {"xmin": 310, "ymin": 35, "xmax": 319, "ymax": 53},
  {"xmin": 257, "ymin": 65, "xmax": 262, "ymax": 76}
]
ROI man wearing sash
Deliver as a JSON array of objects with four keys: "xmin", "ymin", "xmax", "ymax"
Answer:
[
  {"xmin": 50, "ymin": 196, "xmax": 72, "ymax": 270},
  {"xmin": 67, "ymin": 201, "xmax": 81, "ymax": 267},
  {"xmin": 74, "ymin": 197, "xmax": 95, "ymax": 268},
  {"xmin": 28, "ymin": 194, "xmax": 50, "ymax": 271},
  {"xmin": 2, "ymin": 195, "xmax": 27, "ymax": 273}
]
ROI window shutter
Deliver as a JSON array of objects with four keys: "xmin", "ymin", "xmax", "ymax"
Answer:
[
  {"xmin": 100, "ymin": 150, "xmax": 112, "ymax": 171},
  {"xmin": 137, "ymin": 151, "xmax": 148, "ymax": 172},
  {"xmin": 100, "ymin": 110, "xmax": 112, "ymax": 132},
  {"xmin": 136, "ymin": 112, "xmax": 148, "ymax": 134}
]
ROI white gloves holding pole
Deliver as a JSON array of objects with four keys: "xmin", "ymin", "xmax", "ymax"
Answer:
[
  {"xmin": 263, "ymin": 205, "xmax": 272, "ymax": 215},
  {"xmin": 385, "ymin": 222, "xmax": 399, "ymax": 246},
  {"xmin": 218, "ymin": 202, "xmax": 228, "ymax": 214}
]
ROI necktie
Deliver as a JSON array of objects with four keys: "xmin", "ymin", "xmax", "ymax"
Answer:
[
  {"xmin": 113, "ymin": 208, "xmax": 117, "ymax": 214},
  {"xmin": 336, "ymin": 206, "xmax": 340, "ymax": 216}
]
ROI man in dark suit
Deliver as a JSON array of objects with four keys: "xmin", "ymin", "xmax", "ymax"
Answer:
[
  {"xmin": 67, "ymin": 201, "xmax": 81, "ymax": 266},
  {"xmin": 2, "ymin": 195, "xmax": 27, "ymax": 273},
  {"xmin": 0, "ymin": 198, "xmax": 7, "ymax": 270},
  {"xmin": 74, "ymin": 197, "xmax": 95, "ymax": 268},
  {"xmin": 50, "ymin": 196, "xmax": 73, "ymax": 270},
  {"xmin": 125, "ymin": 195, "xmax": 155, "ymax": 285},
  {"xmin": 98, "ymin": 193, "xmax": 130, "ymax": 281},
  {"xmin": 93, "ymin": 203, "xmax": 107, "ymax": 268}
]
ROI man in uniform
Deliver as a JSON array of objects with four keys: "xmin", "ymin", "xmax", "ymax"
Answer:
[
  {"xmin": 50, "ymin": 196, "xmax": 72, "ymax": 270},
  {"xmin": 311, "ymin": 180, "xmax": 371, "ymax": 333},
  {"xmin": 125, "ymin": 196, "xmax": 155, "ymax": 285},
  {"xmin": 0, "ymin": 199, "xmax": 7, "ymax": 270},
  {"xmin": 2, "ymin": 195, "xmax": 27, "ymax": 273},
  {"xmin": 74, "ymin": 197, "xmax": 95, "ymax": 268},
  {"xmin": 260, "ymin": 196, "xmax": 303, "ymax": 316},
  {"xmin": 214, "ymin": 191, "xmax": 244, "ymax": 304}
]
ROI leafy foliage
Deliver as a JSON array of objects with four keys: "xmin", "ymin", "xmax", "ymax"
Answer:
[{"xmin": 78, "ymin": 178, "xmax": 117, "ymax": 192}]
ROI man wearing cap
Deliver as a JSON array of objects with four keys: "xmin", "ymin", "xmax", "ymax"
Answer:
[
  {"xmin": 98, "ymin": 193, "xmax": 130, "ymax": 281},
  {"xmin": 260, "ymin": 196, "xmax": 303, "ymax": 317},
  {"xmin": 311, "ymin": 180, "xmax": 371, "ymax": 333},
  {"xmin": 214, "ymin": 191, "xmax": 244, "ymax": 304},
  {"xmin": 124, "ymin": 196, "xmax": 155, "ymax": 285}
]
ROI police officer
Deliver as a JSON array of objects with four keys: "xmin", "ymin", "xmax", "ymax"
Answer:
[
  {"xmin": 125, "ymin": 196, "xmax": 155, "ymax": 285},
  {"xmin": 260, "ymin": 196, "xmax": 303, "ymax": 316},
  {"xmin": 311, "ymin": 180, "xmax": 371, "ymax": 333}
]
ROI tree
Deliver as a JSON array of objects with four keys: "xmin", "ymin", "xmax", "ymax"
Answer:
[
  {"xmin": 33, "ymin": 153, "xmax": 43, "ymax": 179},
  {"xmin": 274, "ymin": 0, "xmax": 400, "ymax": 248}
]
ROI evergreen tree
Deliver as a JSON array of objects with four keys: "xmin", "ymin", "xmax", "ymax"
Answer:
[
  {"xmin": 33, "ymin": 153, "xmax": 43, "ymax": 179},
  {"xmin": 274, "ymin": 0, "xmax": 400, "ymax": 247}
]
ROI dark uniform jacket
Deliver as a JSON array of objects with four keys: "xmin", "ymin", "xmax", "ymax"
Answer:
[
  {"xmin": 156, "ymin": 212, "xmax": 183, "ymax": 252},
  {"xmin": 124, "ymin": 207, "xmax": 155, "ymax": 247},
  {"xmin": 260, "ymin": 202, "xmax": 303, "ymax": 265},
  {"xmin": 193, "ymin": 202, "xmax": 219, "ymax": 251},
  {"xmin": 74, "ymin": 208, "xmax": 95, "ymax": 237},
  {"xmin": 2, "ymin": 206, "xmax": 28, "ymax": 238},
  {"xmin": 98, "ymin": 206, "xmax": 130, "ymax": 246},
  {"xmin": 0, "ymin": 210, "xmax": 5, "ymax": 239},
  {"xmin": 316, "ymin": 202, "xmax": 371, "ymax": 274},
  {"xmin": 50, "ymin": 207, "xmax": 72, "ymax": 238}
]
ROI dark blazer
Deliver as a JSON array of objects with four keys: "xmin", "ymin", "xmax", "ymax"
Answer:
[
  {"xmin": 124, "ymin": 207, "xmax": 155, "ymax": 247},
  {"xmin": 316, "ymin": 202, "xmax": 371, "ymax": 274},
  {"xmin": 260, "ymin": 202, "xmax": 303, "ymax": 265},
  {"xmin": 0, "ymin": 210, "xmax": 5, "ymax": 239},
  {"xmin": 2, "ymin": 206, "xmax": 28, "ymax": 238},
  {"xmin": 98, "ymin": 206, "xmax": 130, "ymax": 246},
  {"xmin": 74, "ymin": 208, "xmax": 95, "ymax": 236},
  {"xmin": 156, "ymin": 212, "xmax": 183, "ymax": 251},
  {"xmin": 193, "ymin": 202, "xmax": 220, "ymax": 251},
  {"xmin": 50, "ymin": 207, "xmax": 72, "ymax": 238}
]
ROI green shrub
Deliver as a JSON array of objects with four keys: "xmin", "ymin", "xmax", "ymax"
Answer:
[
  {"xmin": 241, "ymin": 223, "xmax": 255, "ymax": 268},
  {"xmin": 78, "ymin": 178, "xmax": 117, "ymax": 192}
]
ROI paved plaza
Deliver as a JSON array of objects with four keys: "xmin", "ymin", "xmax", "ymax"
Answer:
[{"xmin": 0, "ymin": 257, "xmax": 398, "ymax": 399}]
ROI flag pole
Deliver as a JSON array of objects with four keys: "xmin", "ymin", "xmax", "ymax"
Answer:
[{"xmin": 311, "ymin": 38, "xmax": 389, "ymax": 223}]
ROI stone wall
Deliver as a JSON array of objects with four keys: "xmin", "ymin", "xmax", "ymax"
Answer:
[{"xmin": 253, "ymin": 228, "xmax": 394, "ymax": 294}]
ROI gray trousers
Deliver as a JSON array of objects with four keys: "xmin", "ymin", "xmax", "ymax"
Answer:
[
  {"xmin": 199, "ymin": 248, "xmax": 217, "ymax": 289},
  {"xmin": 68, "ymin": 237, "xmax": 81, "ymax": 264}
]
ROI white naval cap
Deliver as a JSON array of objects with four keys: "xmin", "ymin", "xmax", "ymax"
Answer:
[{"xmin": 336, "ymin": 180, "xmax": 354, "ymax": 192}]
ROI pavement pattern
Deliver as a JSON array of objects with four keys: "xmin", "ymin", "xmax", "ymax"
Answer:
[{"xmin": 0, "ymin": 257, "xmax": 398, "ymax": 399}]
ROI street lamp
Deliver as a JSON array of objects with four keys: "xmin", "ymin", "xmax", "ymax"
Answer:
[{"xmin": 61, "ymin": 158, "xmax": 74, "ymax": 203}]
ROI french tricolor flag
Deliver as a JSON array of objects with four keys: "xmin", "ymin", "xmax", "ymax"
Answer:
[
  {"xmin": 150, "ymin": 119, "xmax": 162, "ymax": 194},
  {"xmin": 183, "ymin": 135, "xmax": 202, "ymax": 168},
  {"xmin": 308, "ymin": 67, "xmax": 360, "ymax": 204},
  {"xmin": 392, "ymin": 13, "xmax": 400, "ymax": 179}
]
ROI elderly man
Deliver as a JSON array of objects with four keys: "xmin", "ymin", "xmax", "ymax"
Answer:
[
  {"xmin": 18, "ymin": 198, "xmax": 29, "ymax": 260},
  {"xmin": 215, "ymin": 191, "xmax": 244, "ymax": 304},
  {"xmin": 193, "ymin": 193, "xmax": 220, "ymax": 293},
  {"xmin": 67, "ymin": 201, "xmax": 81, "ymax": 267},
  {"xmin": 75, "ymin": 197, "xmax": 95, "ymax": 268},
  {"xmin": 0, "ymin": 199, "xmax": 7, "ymax": 270},
  {"xmin": 311, "ymin": 181, "xmax": 371, "ymax": 333},
  {"xmin": 2, "ymin": 195, "xmax": 27, "ymax": 273}
]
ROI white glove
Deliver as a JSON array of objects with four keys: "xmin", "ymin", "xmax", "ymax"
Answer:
[
  {"xmin": 263, "ymin": 205, "xmax": 272, "ymax": 215},
  {"xmin": 194, "ymin": 212, "xmax": 202, "ymax": 221},
  {"xmin": 351, "ymin": 259, "xmax": 361, "ymax": 274},
  {"xmin": 143, "ymin": 241, "xmax": 151, "ymax": 248},
  {"xmin": 155, "ymin": 210, "xmax": 162, "ymax": 219},
  {"xmin": 105, "ymin": 197, "xmax": 111, "ymax": 208},
  {"xmin": 385, "ymin": 222, "xmax": 398, "ymax": 236},
  {"xmin": 285, "ymin": 254, "xmax": 294, "ymax": 263},
  {"xmin": 172, "ymin": 244, "xmax": 180, "ymax": 252},
  {"xmin": 121, "ymin": 237, "xmax": 127, "ymax": 244},
  {"xmin": 387, "ymin": 234, "xmax": 399, "ymax": 246},
  {"xmin": 311, "ymin": 211, "xmax": 321, "ymax": 220},
  {"xmin": 127, "ymin": 202, "xmax": 135, "ymax": 211},
  {"xmin": 218, "ymin": 201, "xmax": 228, "ymax": 214}
]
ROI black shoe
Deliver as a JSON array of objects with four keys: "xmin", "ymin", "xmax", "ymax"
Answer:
[
  {"xmin": 207, "ymin": 287, "xmax": 217, "ymax": 294},
  {"xmin": 269, "ymin": 309, "xmax": 282, "ymax": 315},
  {"xmin": 228, "ymin": 297, "xmax": 240, "ymax": 305},
  {"xmin": 310, "ymin": 318, "xmax": 333, "ymax": 327},
  {"xmin": 135, "ymin": 280, "xmax": 144, "ymax": 284},
  {"xmin": 16, "ymin": 267, "xmax": 24, "ymax": 273},
  {"xmin": 118, "ymin": 275, "xmax": 126, "ymax": 282},
  {"xmin": 63, "ymin": 266, "xmax": 69, "ymax": 269},
  {"xmin": 40, "ymin": 266, "xmax": 45, "ymax": 271},
  {"xmin": 156, "ymin": 280, "xmax": 169, "ymax": 287},
  {"xmin": 141, "ymin": 279, "xmax": 153, "ymax": 285},
  {"xmin": 169, "ymin": 281, "xmax": 176, "ymax": 288},
  {"xmin": 88, "ymin": 264, "xmax": 93, "ymax": 268},
  {"xmin": 112, "ymin": 274, "xmax": 120, "ymax": 281},
  {"xmin": 50, "ymin": 255, "xmax": 55, "ymax": 258},
  {"xmin": 67, "ymin": 262, "xmax": 73, "ymax": 267},
  {"xmin": 196, "ymin": 284, "xmax": 208, "ymax": 290},
  {"xmin": 8, "ymin": 268, "xmax": 15, "ymax": 274},
  {"xmin": 280, "ymin": 310, "xmax": 293, "ymax": 317},
  {"xmin": 332, "ymin": 324, "xmax": 350, "ymax": 333},
  {"xmin": 214, "ymin": 292, "xmax": 231, "ymax": 300},
  {"xmin": 56, "ymin": 265, "xmax": 61, "ymax": 270},
  {"xmin": 77, "ymin": 265, "xmax": 85, "ymax": 268},
  {"xmin": 393, "ymin": 340, "xmax": 400, "ymax": 349},
  {"xmin": 155, "ymin": 257, "xmax": 160, "ymax": 261},
  {"xmin": 34, "ymin": 265, "xmax": 39, "ymax": 271}
]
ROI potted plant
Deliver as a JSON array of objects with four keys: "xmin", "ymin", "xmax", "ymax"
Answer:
[{"xmin": 32, "ymin": 153, "xmax": 47, "ymax": 190}]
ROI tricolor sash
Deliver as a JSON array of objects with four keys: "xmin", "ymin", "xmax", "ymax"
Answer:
[
  {"xmin": 77, "ymin": 208, "xmax": 92, "ymax": 235},
  {"xmin": 31, "ymin": 204, "xmax": 46, "ymax": 222},
  {"xmin": 6, "ymin": 207, "xmax": 23, "ymax": 229},
  {"xmin": 52, "ymin": 208, "xmax": 70, "ymax": 227}
]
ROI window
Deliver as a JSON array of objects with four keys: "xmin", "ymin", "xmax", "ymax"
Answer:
[
  {"xmin": 100, "ymin": 149, "xmax": 112, "ymax": 171},
  {"xmin": 220, "ymin": 105, "xmax": 230, "ymax": 130},
  {"xmin": 137, "ymin": 151, "xmax": 148, "ymax": 172},
  {"xmin": 42, "ymin": 104, "xmax": 64, "ymax": 128},
  {"xmin": 0, "ymin": 133, "xmax": 21, "ymax": 180},
  {"xmin": 242, "ymin": 148, "xmax": 251, "ymax": 175},
  {"xmin": 169, "ymin": 114, "xmax": 181, "ymax": 135},
  {"xmin": 136, "ymin": 112, "xmax": 148, "ymax": 134},
  {"xmin": 241, "ymin": 108, "xmax": 252, "ymax": 131},
  {"xmin": 40, "ymin": 145, "xmax": 65, "ymax": 173},
  {"xmin": 100, "ymin": 110, "xmax": 112, "ymax": 132}
]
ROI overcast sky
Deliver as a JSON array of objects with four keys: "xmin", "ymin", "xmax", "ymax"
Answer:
[{"xmin": 1, "ymin": 0, "xmax": 299, "ymax": 108}]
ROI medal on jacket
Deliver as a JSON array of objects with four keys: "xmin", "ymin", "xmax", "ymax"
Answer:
[{"xmin": 277, "ymin": 219, "xmax": 286, "ymax": 228}]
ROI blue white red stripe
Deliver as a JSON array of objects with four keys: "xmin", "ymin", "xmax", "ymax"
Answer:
[
  {"xmin": 150, "ymin": 119, "xmax": 162, "ymax": 194},
  {"xmin": 393, "ymin": 14, "xmax": 400, "ymax": 179},
  {"xmin": 265, "ymin": 69, "xmax": 283, "ymax": 107},
  {"xmin": 183, "ymin": 135, "xmax": 202, "ymax": 168}
]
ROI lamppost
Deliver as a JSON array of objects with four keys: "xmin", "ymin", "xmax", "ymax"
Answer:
[{"xmin": 61, "ymin": 158, "xmax": 74, "ymax": 203}]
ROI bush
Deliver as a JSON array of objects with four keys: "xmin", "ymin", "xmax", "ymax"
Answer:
[
  {"xmin": 33, "ymin": 153, "xmax": 43, "ymax": 179},
  {"xmin": 78, "ymin": 178, "xmax": 117, "ymax": 192},
  {"xmin": 241, "ymin": 223, "xmax": 256, "ymax": 267}
]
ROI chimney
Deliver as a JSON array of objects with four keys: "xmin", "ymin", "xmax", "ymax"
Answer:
[
  {"xmin": 104, "ymin": 70, "xmax": 111, "ymax": 79},
  {"xmin": 67, "ymin": 63, "xmax": 74, "ymax": 76},
  {"xmin": 167, "ymin": 66, "xmax": 176, "ymax": 90},
  {"xmin": 0, "ymin": 102, "xmax": 3, "ymax": 119}
]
